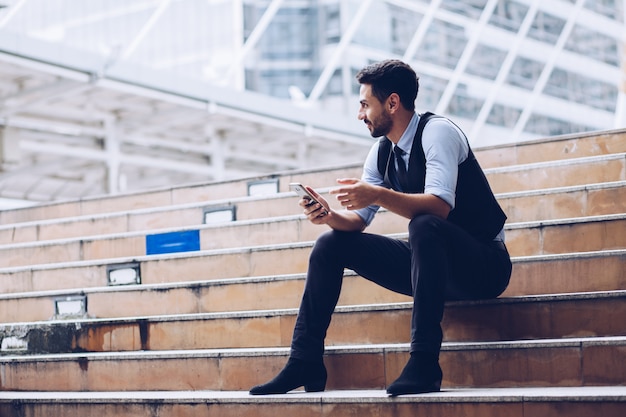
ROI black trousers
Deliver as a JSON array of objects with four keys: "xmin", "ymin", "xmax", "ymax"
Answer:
[{"xmin": 290, "ymin": 214, "xmax": 512, "ymax": 362}]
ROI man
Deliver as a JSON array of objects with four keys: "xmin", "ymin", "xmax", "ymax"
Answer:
[{"xmin": 250, "ymin": 59, "xmax": 511, "ymax": 396}]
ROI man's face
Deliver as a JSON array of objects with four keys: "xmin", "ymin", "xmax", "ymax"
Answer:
[{"xmin": 358, "ymin": 84, "xmax": 392, "ymax": 138}]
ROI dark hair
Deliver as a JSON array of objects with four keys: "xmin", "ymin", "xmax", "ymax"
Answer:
[{"xmin": 355, "ymin": 59, "xmax": 419, "ymax": 111}]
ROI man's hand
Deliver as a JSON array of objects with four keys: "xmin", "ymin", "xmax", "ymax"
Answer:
[
  {"xmin": 296, "ymin": 183, "xmax": 367, "ymax": 231},
  {"xmin": 298, "ymin": 186, "xmax": 332, "ymax": 225},
  {"xmin": 330, "ymin": 178, "xmax": 380, "ymax": 210}
]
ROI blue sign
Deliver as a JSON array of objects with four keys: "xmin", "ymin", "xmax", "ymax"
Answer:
[{"xmin": 146, "ymin": 230, "xmax": 201, "ymax": 255}]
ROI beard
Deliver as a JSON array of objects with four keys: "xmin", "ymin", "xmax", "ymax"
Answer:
[{"xmin": 366, "ymin": 109, "xmax": 393, "ymax": 138}]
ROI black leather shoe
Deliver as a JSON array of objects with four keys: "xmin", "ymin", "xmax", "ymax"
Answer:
[
  {"xmin": 249, "ymin": 357, "xmax": 327, "ymax": 395},
  {"xmin": 386, "ymin": 353, "xmax": 442, "ymax": 396}
]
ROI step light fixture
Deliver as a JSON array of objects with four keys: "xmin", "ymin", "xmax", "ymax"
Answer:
[
  {"xmin": 203, "ymin": 205, "xmax": 236, "ymax": 224},
  {"xmin": 0, "ymin": 336, "xmax": 28, "ymax": 352},
  {"xmin": 107, "ymin": 262, "xmax": 141, "ymax": 286},
  {"xmin": 54, "ymin": 295, "xmax": 87, "ymax": 319},
  {"xmin": 247, "ymin": 178, "xmax": 279, "ymax": 196}
]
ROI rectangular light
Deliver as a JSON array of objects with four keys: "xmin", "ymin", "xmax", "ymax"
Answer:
[
  {"xmin": 247, "ymin": 178, "xmax": 279, "ymax": 196},
  {"xmin": 107, "ymin": 262, "xmax": 141, "ymax": 286},
  {"xmin": 203, "ymin": 205, "xmax": 236, "ymax": 224},
  {"xmin": 54, "ymin": 295, "xmax": 87, "ymax": 318},
  {"xmin": 1, "ymin": 336, "xmax": 28, "ymax": 352}
]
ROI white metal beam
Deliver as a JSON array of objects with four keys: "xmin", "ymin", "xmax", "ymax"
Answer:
[
  {"xmin": 512, "ymin": 0, "xmax": 585, "ymax": 137},
  {"xmin": 118, "ymin": 0, "xmax": 172, "ymax": 61},
  {"xmin": 104, "ymin": 118, "xmax": 121, "ymax": 194},
  {"xmin": 435, "ymin": 0, "xmax": 499, "ymax": 115},
  {"xmin": 0, "ymin": 0, "xmax": 26, "ymax": 29},
  {"xmin": 2, "ymin": 115, "xmax": 104, "ymax": 137},
  {"xmin": 469, "ymin": 0, "xmax": 540, "ymax": 139},
  {"xmin": 402, "ymin": 0, "xmax": 442, "ymax": 62},
  {"xmin": 224, "ymin": 0, "xmax": 285, "ymax": 87},
  {"xmin": 18, "ymin": 139, "xmax": 216, "ymax": 176},
  {"xmin": 306, "ymin": 0, "xmax": 374, "ymax": 103},
  {"xmin": 0, "ymin": 79, "xmax": 94, "ymax": 117}
]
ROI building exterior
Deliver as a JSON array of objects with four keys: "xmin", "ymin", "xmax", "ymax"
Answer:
[
  {"xmin": 241, "ymin": 0, "xmax": 624, "ymax": 145},
  {"xmin": 0, "ymin": 0, "xmax": 623, "ymax": 204}
]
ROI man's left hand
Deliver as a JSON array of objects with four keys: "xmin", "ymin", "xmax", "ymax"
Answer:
[{"xmin": 330, "ymin": 178, "xmax": 380, "ymax": 210}]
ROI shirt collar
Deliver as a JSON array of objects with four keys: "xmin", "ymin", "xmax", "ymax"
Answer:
[{"xmin": 395, "ymin": 112, "xmax": 419, "ymax": 155}]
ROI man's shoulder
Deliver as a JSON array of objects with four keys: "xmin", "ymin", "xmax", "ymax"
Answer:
[
  {"xmin": 421, "ymin": 115, "xmax": 469, "ymax": 161},
  {"xmin": 423, "ymin": 114, "xmax": 459, "ymax": 131},
  {"xmin": 423, "ymin": 116, "xmax": 466, "ymax": 142}
]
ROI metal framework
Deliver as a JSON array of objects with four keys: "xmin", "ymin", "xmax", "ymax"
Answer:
[{"xmin": 0, "ymin": 0, "xmax": 623, "ymax": 206}]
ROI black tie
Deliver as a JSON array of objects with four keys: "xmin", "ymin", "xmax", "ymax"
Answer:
[{"xmin": 393, "ymin": 145, "xmax": 409, "ymax": 190}]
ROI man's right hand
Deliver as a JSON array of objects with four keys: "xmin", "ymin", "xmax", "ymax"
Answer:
[{"xmin": 299, "ymin": 185, "xmax": 331, "ymax": 225}]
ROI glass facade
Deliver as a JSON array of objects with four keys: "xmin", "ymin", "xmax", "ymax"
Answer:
[{"xmin": 237, "ymin": 0, "xmax": 623, "ymax": 144}]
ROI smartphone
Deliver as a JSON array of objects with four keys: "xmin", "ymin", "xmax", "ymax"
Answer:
[{"xmin": 289, "ymin": 182, "xmax": 321, "ymax": 206}]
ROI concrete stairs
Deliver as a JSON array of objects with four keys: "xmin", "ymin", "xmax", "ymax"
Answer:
[{"xmin": 0, "ymin": 129, "xmax": 625, "ymax": 416}]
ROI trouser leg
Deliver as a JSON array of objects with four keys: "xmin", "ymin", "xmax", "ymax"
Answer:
[
  {"xmin": 407, "ymin": 214, "xmax": 511, "ymax": 354},
  {"xmin": 290, "ymin": 229, "xmax": 412, "ymax": 362}
]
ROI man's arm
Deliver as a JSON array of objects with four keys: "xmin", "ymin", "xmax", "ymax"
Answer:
[
  {"xmin": 372, "ymin": 186, "xmax": 451, "ymax": 219},
  {"xmin": 331, "ymin": 179, "xmax": 451, "ymax": 220}
]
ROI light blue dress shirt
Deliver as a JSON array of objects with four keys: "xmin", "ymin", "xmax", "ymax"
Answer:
[{"xmin": 353, "ymin": 112, "xmax": 505, "ymax": 241}]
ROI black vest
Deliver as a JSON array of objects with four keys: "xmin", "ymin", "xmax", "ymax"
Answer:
[{"xmin": 377, "ymin": 112, "xmax": 506, "ymax": 242}]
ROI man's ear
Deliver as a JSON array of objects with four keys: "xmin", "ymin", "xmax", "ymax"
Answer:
[{"xmin": 387, "ymin": 93, "xmax": 400, "ymax": 113}]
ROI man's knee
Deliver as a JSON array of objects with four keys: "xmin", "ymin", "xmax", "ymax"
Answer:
[
  {"xmin": 311, "ymin": 230, "xmax": 358, "ymax": 258},
  {"xmin": 408, "ymin": 214, "xmax": 444, "ymax": 242},
  {"xmin": 312, "ymin": 230, "xmax": 335, "ymax": 255}
]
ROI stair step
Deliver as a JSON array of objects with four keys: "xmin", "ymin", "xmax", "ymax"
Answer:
[
  {"xmin": 500, "ymin": 180, "xmax": 626, "ymax": 223},
  {"xmin": 1, "ymin": 386, "xmax": 625, "ymax": 417},
  {"xmin": 0, "ymin": 336, "xmax": 623, "ymax": 391},
  {"xmin": 0, "ymin": 191, "xmax": 306, "ymax": 245},
  {"xmin": 0, "ymin": 212, "xmax": 623, "ymax": 270},
  {"xmin": 0, "ymin": 236, "xmax": 622, "ymax": 295},
  {"xmin": 0, "ymin": 244, "xmax": 619, "ymax": 323},
  {"xmin": 485, "ymin": 152, "xmax": 626, "ymax": 194},
  {"xmin": 2, "ymin": 180, "xmax": 625, "ymax": 248},
  {"xmin": 1, "ymin": 291, "xmax": 624, "ymax": 355},
  {"xmin": 475, "ymin": 128, "xmax": 626, "ymax": 168},
  {"xmin": 506, "ymin": 213, "xmax": 626, "ymax": 256},
  {"xmin": 0, "ymin": 271, "xmax": 409, "ymax": 322},
  {"xmin": 0, "ymin": 269, "xmax": 623, "ymax": 328},
  {"xmin": 504, "ymin": 249, "xmax": 626, "ymax": 296}
]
